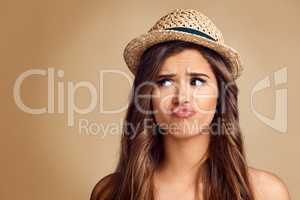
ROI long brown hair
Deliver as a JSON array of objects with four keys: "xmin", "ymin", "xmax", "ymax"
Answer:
[{"xmin": 91, "ymin": 40, "xmax": 255, "ymax": 200}]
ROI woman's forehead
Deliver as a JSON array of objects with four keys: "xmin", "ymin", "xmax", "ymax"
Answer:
[{"xmin": 159, "ymin": 49, "xmax": 212, "ymax": 75}]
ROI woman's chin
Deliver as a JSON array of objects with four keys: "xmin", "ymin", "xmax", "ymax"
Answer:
[{"xmin": 163, "ymin": 123, "xmax": 209, "ymax": 138}]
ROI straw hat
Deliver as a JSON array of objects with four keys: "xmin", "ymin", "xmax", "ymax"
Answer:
[{"xmin": 123, "ymin": 8, "xmax": 243, "ymax": 80}]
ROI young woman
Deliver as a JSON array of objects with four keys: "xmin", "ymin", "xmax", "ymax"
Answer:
[{"xmin": 90, "ymin": 9, "xmax": 290, "ymax": 200}]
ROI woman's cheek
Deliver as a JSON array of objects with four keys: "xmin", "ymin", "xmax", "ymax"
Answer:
[
  {"xmin": 152, "ymin": 90, "xmax": 174, "ymax": 124},
  {"xmin": 194, "ymin": 96, "xmax": 217, "ymax": 113},
  {"xmin": 193, "ymin": 84, "xmax": 218, "ymax": 113},
  {"xmin": 192, "ymin": 92, "xmax": 218, "ymax": 130}
]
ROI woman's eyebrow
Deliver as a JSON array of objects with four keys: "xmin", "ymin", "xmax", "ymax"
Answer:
[
  {"xmin": 188, "ymin": 72, "xmax": 209, "ymax": 78},
  {"xmin": 157, "ymin": 72, "xmax": 209, "ymax": 79},
  {"xmin": 157, "ymin": 73, "xmax": 176, "ymax": 79}
]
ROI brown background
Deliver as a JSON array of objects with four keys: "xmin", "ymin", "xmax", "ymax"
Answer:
[{"xmin": 0, "ymin": 0, "xmax": 299, "ymax": 199}]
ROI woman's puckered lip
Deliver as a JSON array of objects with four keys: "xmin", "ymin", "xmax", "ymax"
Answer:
[{"xmin": 171, "ymin": 105, "xmax": 196, "ymax": 118}]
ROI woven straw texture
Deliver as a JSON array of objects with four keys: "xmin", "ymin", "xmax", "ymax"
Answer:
[{"xmin": 123, "ymin": 8, "xmax": 243, "ymax": 80}]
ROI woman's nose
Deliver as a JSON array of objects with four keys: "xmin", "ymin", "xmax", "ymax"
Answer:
[{"xmin": 172, "ymin": 82, "xmax": 192, "ymax": 105}]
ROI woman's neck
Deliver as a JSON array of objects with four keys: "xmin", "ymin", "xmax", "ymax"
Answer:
[{"xmin": 155, "ymin": 132, "xmax": 210, "ymax": 185}]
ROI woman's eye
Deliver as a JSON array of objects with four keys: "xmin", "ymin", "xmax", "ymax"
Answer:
[
  {"xmin": 156, "ymin": 78, "xmax": 173, "ymax": 87},
  {"xmin": 191, "ymin": 78, "xmax": 206, "ymax": 86}
]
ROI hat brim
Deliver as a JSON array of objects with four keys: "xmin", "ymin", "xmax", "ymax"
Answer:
[{"xmin": 123, "ymin": 29, "xmax": 243, "ymax": 80}]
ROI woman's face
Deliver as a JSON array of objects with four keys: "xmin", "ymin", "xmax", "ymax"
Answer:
[{"xmin": 151, "ymin": 48, "xmax": 219, "ymax": 138}]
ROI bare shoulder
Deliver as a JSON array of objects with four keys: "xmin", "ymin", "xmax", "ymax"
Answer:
[
  {"xmin": 248, "ymin": 166, "xmax": 291, "ymax": 200},
  {"xmin": 90, "ymin": 172, "xmax": 119, "ymax": 200}
]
